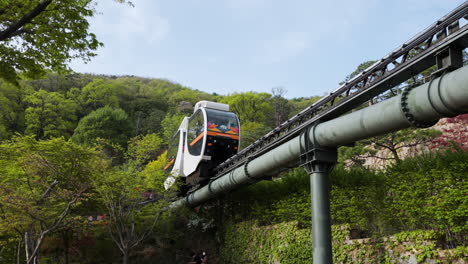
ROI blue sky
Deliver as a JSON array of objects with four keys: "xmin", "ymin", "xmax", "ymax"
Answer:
[{"xmin": 70, "ymin": 0, "xmax": 466, "ymax": 99}]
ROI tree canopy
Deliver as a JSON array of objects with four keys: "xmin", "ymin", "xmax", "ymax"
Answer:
[
  {"xmin": 0, "ymin": 0, "xmax": 129, "ymax": 84},
  {"xmin": 0, "ymin": 136, "xmax": 108, "ymax": 264},
  {"xmin": 72, "ymin": 106, "xmax": 133, "ymax": 147}
]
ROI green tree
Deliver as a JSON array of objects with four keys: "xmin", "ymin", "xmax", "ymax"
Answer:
[
  {"xmin": 0, "ymin": 0, "xmax": 131, "ymax": 83},
  {"xmin": 271, "ymin": 86, "xmax": 292, "ymax": 127},
  {"xmin": 139, "ymin": 109, "xmax": 166, "ymax": 136},
  {"xmin": 147, "ymin": 79, "xmax": 185, "ymax": 103},
  {"xmin": 221, "ymin": 92, "xmax": 273, "ymax": 124},
  {"xmin": 382, "ymin": 150, "xmax": 468, "ymax": 234},
  {"xmin": 79, "ymin": 79, "xmax": 120, "ymax": 114},
  {"xmin": 0, "ymin": 136, "xmax": 108, "ymax": 264},
  {"xmin": 27, "ymin": 73, "xmax": 75, "ymax": 93},
  {"xmin": 111, "ymin": 78, "xmax": 169, "ymax": 135},
  {"xmin": 0, "ymin": 80, "xmax": 26, "ymax": 138},
  {"xmin": 168, "ymin": 88, "xmax": 214, "ymax": 106},
  {"xmin": 161, "ymin": 113, "xmax": 186, "ymax": 143},
  {"xmin": 126, "ymin": 133, "xmax": 164, "ymax": 168},
  {"xmin": 24, "ymin": 89, "xmax": 77, "ymax": 139},
  {"xmin": 72, "ymin": 106, "xmax": 133, "ymax": 147},
  {"xmin": 239, "ymin": 122, "xmax": 271, "ymax": 149},
  {"xmin": 288, "ymin": 96, "xmax": 322, "ymax": 117},
  {"xmin": 94, "ymin": 153, "xmax": 171, "ymax": 264},
  {"xmin": 341, "ymin": 60, "xmax": 377, "ymax": 84}
]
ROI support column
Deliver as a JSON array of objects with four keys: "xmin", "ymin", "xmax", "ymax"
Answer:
[
  {"xmin": 310, "ymin": 163, "xmax": 333, "ymax": 264},
  {"xmin": 300, "ymin": 125, "xmax": 337, "ymax": 264}
]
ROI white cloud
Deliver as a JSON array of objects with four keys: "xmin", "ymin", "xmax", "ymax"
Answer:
[
  {"xmin": 250, "ymin": 0, "xmax": 379, "ymax": 64},
  {"xmin": 255, "ymin": 31, "xmax": 309, "ymax": 64},
  {"xmin": 93, "ymin": 1, "xmax": 170, "ymax": 45},
  {"xmin": 120, "ymin": 4, "xmax": 170, "ymax": 44}
]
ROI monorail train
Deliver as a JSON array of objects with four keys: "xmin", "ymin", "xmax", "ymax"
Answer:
[{"xmin": 164, "ymin": 101, "xmax": 240, "ymax": 192}]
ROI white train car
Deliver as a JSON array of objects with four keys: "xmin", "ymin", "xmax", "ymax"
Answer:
[{"xmin": 164, "ymin": 101, "xmax": 240, "ymax": 192}]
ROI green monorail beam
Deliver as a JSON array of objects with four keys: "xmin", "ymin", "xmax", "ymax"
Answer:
[{"xmin": 173, "ymin": 65, "xmax": 468, "ymax": 209}]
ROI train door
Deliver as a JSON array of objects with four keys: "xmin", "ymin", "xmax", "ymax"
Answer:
[
  {"xmin": 183, "ymin": 109, "xmax": 207, "ymax": 177},
  {"xmin": 164, "ymin": 117, "xmax": 188, "ymax": 190}
]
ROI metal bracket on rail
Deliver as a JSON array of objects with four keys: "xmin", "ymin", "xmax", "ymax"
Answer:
[
  {"xmin": 299, "ymin": 122, "xmax": 337, "ymax": 174},
  {"xmin": 431, "ymin": 45, "xmax": 463, "ymax": 78}
]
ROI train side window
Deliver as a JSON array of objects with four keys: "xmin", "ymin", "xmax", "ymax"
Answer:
[
  {"xmin": 168, "ymin": 131, "xmax": 180, "ymax": 160},
  {"xmin": 187, "ymin": 110, "xmax": 205, "ymax": 155},
  {"xmin": 165, "ymin": 131, "xmax": 180, "ymax": 171}
]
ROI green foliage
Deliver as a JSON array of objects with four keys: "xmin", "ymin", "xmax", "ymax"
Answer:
[
  {"xmin": 252, "ymin": 191, "xmax": 310, "ymax": 225},
  {"xmin": 220, "ymin": 220, "xmax": 312, "ymax": 264},
  {"xmin": 92, "ymin": 163, "xmax": 171, "ymax": 263},
  {"xmin": 219, "ymin": 150, "xmax": 468, "ymax": 244},
  {"xmin": 168, "ymin": 88, "xmax": 215, "ymax": 106},
  {"xmin": 220, "ymin": 221, "xmax": 465, "ymax": 264},
  {"xmin": 221, "ymin": 92, "xmax": 273, "ymax": 124},
  {"xmin": 271, "ymin": 86, "xmax": 292, "ymax": 126},
  {"xmin": 72, "ymin": 106, "xmax": 133, "ymax": 147},
  {"xmin": 24, "ymin": 89, "xmax": 77, "ymax": 139},
  {"xmin": 0, "ymin": 72, "xmax": 217, "ymax": 146},
  {"xmin": 288, "ymin": 96, "xmax": 321, "ymax": 117},
  {"xmin": 127, "ymin": 133, "xmax": 164, "ymax": 168},
  {"xmin": 341, "ymin": 60, "xmax": 377, "ymax": 84},
  {"xmin": 330, "ymin": 166, "xmax": 386, "ymax": 232},
  {"xmin": 140, "ymin": 152, "xmax": 169, "ymax": 193},
  {"xmin": 382, "ymin": 150, "xmax": 468, "ymax": 233},
  {"xmin": 139, "ymin": 108, "xmax": 166, "ymax": 135},
  {"xmin": 239, "ymin": 121, "xmax": 271, "ymax": 149},
  {"xmin": 0, "ymin": 136, "xmax": 108, "ymax": 262},
  {"xmin": 79, "ymin": 79, "xmax": 120, "ymax": 113},
  {"xmin": 161, "ymin": 112, "xmax": 186, "ymax": 142},
  {"xmin": 0, "ymin": 80, "xmax": 25, "ymax": 138},
  {"xmin": 0, "ymin": 1, "xmax": 115, "ymax": 83}
]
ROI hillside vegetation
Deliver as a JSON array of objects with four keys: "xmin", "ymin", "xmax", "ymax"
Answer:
[
  {"xmin": 0, "ymin": 73, "xmax": 318, "ymax": 263},
  {"xmin": 0, "ymin": 73, "xmax": 466, "ymax": 264}
]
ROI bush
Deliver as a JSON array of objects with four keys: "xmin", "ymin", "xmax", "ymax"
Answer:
[{"xmin": 72, "ymin": 106, "xmax": 133, "ymax": 147}]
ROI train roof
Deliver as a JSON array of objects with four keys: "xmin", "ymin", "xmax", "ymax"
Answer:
[{"xmin": 194, "ymin": 101, "xmax": 230, "ymax": 113}]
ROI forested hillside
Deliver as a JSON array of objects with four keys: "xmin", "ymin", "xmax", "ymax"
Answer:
[
  {"xmin": 0, "ymin": 73, "xmax": 322, "ymax": 264},
  {"xmin": 0, "ymin": 73, "xmax": 321, "ymax": 145},
  {"xmin": 0, "ymin": 72, "xmax": 466, "ymax": 264}
]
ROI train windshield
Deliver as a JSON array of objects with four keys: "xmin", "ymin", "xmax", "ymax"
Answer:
[{"xmin": 205, "ymin": 109, "xmax": 239, "ymax": 135}]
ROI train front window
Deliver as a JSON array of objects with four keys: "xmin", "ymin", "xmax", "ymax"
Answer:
[
  {"xmin": 187, "ymin": 110, "xmax": 205, "ymax": 155},
  {"xmin": 206, "ymin": 109, "xmax": 239, "ymax": 135}
]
